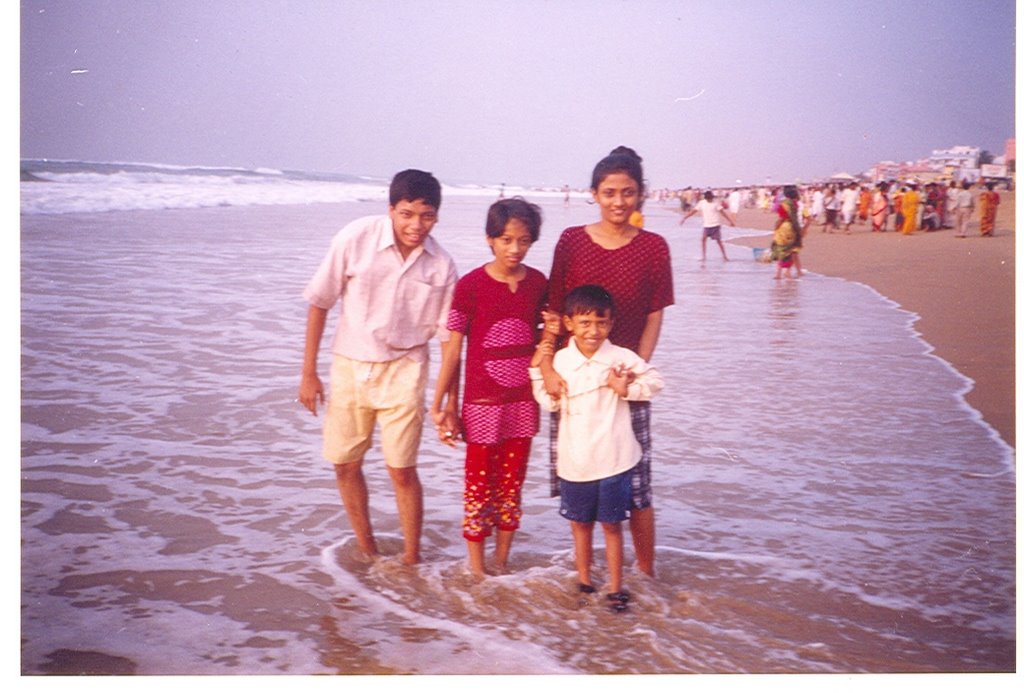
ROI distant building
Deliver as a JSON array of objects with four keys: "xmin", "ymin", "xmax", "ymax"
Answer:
[
  {"xmin": 866, "ymin": 160, "xmax": 935, "ymax": 183},
  {"xmin": 929, "ymin": 145, "xmax": 980, "ymax": 171}
]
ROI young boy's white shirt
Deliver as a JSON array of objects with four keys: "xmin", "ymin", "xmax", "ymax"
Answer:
[{"xmin": 530, "ymin": 338, "xmax": 663, "ymax": 483}]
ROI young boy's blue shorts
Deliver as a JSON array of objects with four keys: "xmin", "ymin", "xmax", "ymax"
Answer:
[{"xmin": 558, "ymin": 468, "xmax": 632, "ymax": 524}]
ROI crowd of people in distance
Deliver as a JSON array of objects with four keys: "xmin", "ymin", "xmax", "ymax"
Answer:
[{"xmin": 648, "ymin": 178, "xmax": 1007, "ymax": 238}]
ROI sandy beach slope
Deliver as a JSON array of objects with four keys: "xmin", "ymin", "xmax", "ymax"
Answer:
[{"xmin": 727, "ymin": 196, "xmax": 1015, "ymax": 448}]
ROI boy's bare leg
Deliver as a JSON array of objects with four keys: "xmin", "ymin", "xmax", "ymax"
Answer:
[
  {"xmin": 494, "ymin": 529, "xmax": 515, "ymax": 572},
  {"xmin": 466, "ymin": 539, "xmax": 487, "ymax": 578},
  {"xmin": 630, "ymin": 506, "xmax": 656, "ymax": 577},
  {"xmin": 602, "ymin": 521, "xmax": 625, "ymax": 594},
  {"xmin": 570, "ymin": 521, "xmax": 595, "ymax": 587},
  {"xmin": 334, "ymin": 461, "xmax": 379, "ymax": 558},
  {"xmin": 388, "ymin": 466, "xmax": 423, "ymax": 565}
]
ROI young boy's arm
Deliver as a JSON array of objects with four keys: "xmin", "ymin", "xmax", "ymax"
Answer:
[{"xmin": 430, "ymin": 332, "xmax": 464, "ymax": 447}]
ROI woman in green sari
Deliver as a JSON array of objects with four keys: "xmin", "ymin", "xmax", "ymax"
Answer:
[{"xmin": 771, "ymin": 185, "xmax": 803, "ymax": 279}]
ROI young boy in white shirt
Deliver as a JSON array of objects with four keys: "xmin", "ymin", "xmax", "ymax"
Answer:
[{"xmin": 530, "ymin": 284, "xmax": 664, "ymax": 612}]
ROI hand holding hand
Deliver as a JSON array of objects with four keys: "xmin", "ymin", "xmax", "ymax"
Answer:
[
  {"xmin": 434, "ymin": 410, "xmax": 461, "ymax": 447},
  {"xmin": 541, "ymin": 310, "xmax": 561, "ymax": 337}
]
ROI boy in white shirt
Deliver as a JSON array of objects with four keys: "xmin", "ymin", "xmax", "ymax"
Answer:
[
  {"xmin": 530, "ymin": 284, "xmax": 664, "ymax": 612},
  {"xmin": 680, "ymin": 189, "xmax": 735, "ymax": 262}
]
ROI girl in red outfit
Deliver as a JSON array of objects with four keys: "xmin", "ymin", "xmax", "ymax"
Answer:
[
  {"xmin": 431, "ymin": 197, "xmax": 553, "ymax": 578},
  {"xmin": 539, "ymin": 147, "xmax": 674, "ymax": 580}
]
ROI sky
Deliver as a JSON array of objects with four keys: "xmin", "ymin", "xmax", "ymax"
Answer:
[{"xmin": 18, "ymin": 0, "xmax": 1018, "ymax": 189}]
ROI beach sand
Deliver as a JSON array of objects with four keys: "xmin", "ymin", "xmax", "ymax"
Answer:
[{"xmin": 727, "ymin": 196, "xmax": 1015, "ymax": 448}]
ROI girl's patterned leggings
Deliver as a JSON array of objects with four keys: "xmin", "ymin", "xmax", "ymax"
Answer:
[{"xmin": 463, "ymin": 437, "xmax": 531, "ymax": 541}]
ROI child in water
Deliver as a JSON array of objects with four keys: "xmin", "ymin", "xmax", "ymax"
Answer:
[
  {"xmin": 530, "ymin": 284, "xmax": 664, "ymax": 612},
  {"xmin": 431, "ymin": 197, "xmax": 554, "ymax": 578}
]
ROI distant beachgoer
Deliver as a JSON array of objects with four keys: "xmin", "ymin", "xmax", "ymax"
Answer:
[
  {"xmin": 937, "ymin": 181, "xmax": 951, "ymax": 228},
  {"xmin": 771, "ymin": 185, "xmax": 802, "ymax": 280},
  {"xmin": 530, "ymin": 284, "xmax": 664, "ymax": 612},
  {"xmin": 539, "ymin": 148, "xmax": 674, "ymax": 578},
  {"xmin": 870, "ymin": 182, "xmax": 889, "ymax": 232},
  {"xmin": 681, "ymin": 189, "xmax": 735, "ymax": 262},
  {"xmin": 299, "ymin": 169, "xmax": 458, "ymax": 566},
  {"xmin": 430, "ymin": 197, "xmax": 551, "ymax": 578},
  {"xmin": 954, "ymin": 182, "xmax": 975, "ymax": 238},
  {"xmin": 946, "ymin": 180, "xmax": 959, "ymax": 230},
  {"xmin": 892, "ymin": 186, "xmax": 905, "ymax": 230},
  {"xmin": 900, "ymin": 184, "xmax": 920, "ymax": 235},
  {"xmin": 857, "ymin": 185, "xmax": 871, "ymax": 223},
  {"xmin": 563, "ymin": 184, "xmax": 571, "ymax": 208},
  {"xmin": 925, "ymin": 183, "xmax": 941, "ymax": 228},
  {"xmin": 800, "ymin": 188, "xmax": 813, "ymax": 228},
  {"xmin": 840, "ymin": 182, "xmax": 859, "ymax": 233},
  {"xmin": 680, "ymin": 187, "xmax": 694, "ymax": 213},
  {"xmin": 810, "ymin": 186, "xmax": 825, "ymax": 228},
  {"xmin": 978, "ymin": 182, "xmax": 1000, "ymax": 236},
  {"xmin": 823, "ymin": 186, "xmax": 840, "ymax": 233},
  {"xmin": 728, "ymin": 188, "xmax": 741, "ymax": 216}
]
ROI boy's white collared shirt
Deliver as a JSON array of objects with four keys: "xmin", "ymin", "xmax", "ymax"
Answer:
[
  {"xmin": 304, "ymin": 215, "xmax": 457, "ymax": 363},
  {"xmin": 530, "ymin": 338, "xmax": 663, "ymax": 483}
]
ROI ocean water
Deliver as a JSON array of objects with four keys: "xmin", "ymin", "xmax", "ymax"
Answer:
[{"xmin": 20, "ymin": 163, "xmax": 1015, "ymax": 674}]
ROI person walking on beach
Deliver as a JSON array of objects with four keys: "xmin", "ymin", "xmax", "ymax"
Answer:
[
  {"xmin": 901, "ymin": 183, "xmax": 921, "ymax": 234},
  {"xmin": 954, "ymin": 181, "xmax": 974, "ymax": 238},
  {"xmin": 892, "ymin": 186, "xmax": 905, "ymax": 230},
  {"xmin": 857, "ymin": 185, "xmax": 871, "ymax": 225},
  {"xmin": 299, "ymin": 169, "xmax": 458, "ymax": 566},
  {"xmin": 810, "ymin": 185, "xmax": 825, "ymax": 229},
  {"xmin": 944, "ymin": 180, "xmax": 959, "ymax": 229},
  {"xmin": 840, "ymin": 182, "xmax": 859, "ymax": 233},
  {"xmin": 530, "ymin": 285, "xmax": 664, "ymax": 612},
  {"xmin": 771, "ymin": 185, "xmax": 803, "ymax": 279},
  {"xmin": 870, "ymin": 182, "xmax": 889, "ymax": 232},
  {"xmin": 681, "ymin": 189, "xmax": 735, "ymax": 262},
  {"xmin": 430, "ymin": 197, "xmax": 551, "ymax": 578},
  {"xmin": 823, "ymin": 185, "xmax": 840, "ymax": 233},
  {"xmin": 978, "ymin": 182, "xmax": 1000, "ymax": 236},
  {"xmin": 728, "ymin": 188, "xmax": 742, "ymax": 217},
  {"xmin": 539, "ymin": 147, "xmax": 674, "ymax": 578}
]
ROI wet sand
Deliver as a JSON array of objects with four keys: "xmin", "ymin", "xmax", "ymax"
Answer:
[{"xmin": 726, "ymin": 196, "xmax": 1015, "ymax": 448}]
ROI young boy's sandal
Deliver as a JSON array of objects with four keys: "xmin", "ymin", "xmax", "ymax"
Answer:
[{"xmin": 607, "ymin": 591, "xmax": 630, "ymax": 612}]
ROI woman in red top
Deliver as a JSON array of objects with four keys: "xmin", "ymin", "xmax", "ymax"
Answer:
[{"xmin": 540, "ymin": 147, "xmax": 674, "ymax": 578}]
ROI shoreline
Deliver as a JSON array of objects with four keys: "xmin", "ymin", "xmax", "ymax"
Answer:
[{"xmin": 726, "ymin": 199, "xmax": 1015, "ymax": 448}]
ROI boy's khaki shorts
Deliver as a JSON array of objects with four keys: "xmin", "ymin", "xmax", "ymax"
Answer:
[{"xmin": 323, "ymin": 354, "xmax": 427, "ymax": 469}]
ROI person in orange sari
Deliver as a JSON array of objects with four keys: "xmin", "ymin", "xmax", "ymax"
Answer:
[
  {"xmin": 857, "ymin": 185, "xmax": 871, "ymax": 223},
  {"xmin": 978, "ymin": 182, "xmax": 1000, "ymax": 236},
  {"xmin": 900, "ymin": 183, "xmax": 920, "ymax": 234},
  {"xmin": 870, "ymin": 182, "xmax": 889, "ymax": 232}
]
